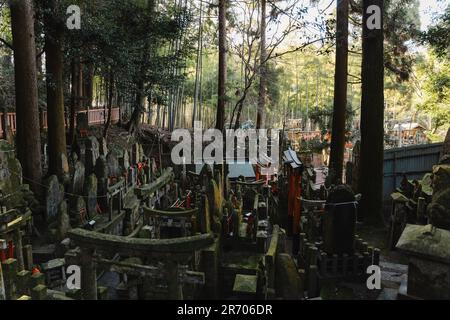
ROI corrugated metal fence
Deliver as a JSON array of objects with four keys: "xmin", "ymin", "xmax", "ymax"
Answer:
[{"xmin": 383, "ymin": 143, "xmax": 444, "ymax": 198}]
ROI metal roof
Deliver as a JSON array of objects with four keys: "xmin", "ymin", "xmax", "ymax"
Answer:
[{"xmin": 283, "ymin": 148, "xmax": 303, "ymax": 169}]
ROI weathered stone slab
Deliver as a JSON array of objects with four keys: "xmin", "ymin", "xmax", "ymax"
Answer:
[
  {"xmin": 396, "ymin": 224, "xmax": 450, "ymax": 264},
  {"xmin": 275, "ymin": 253, "xmax": 303, "ymax": 300},
  {"xmin": 233, "ymin": 274, "xmax": 257, "ymax": 294}
]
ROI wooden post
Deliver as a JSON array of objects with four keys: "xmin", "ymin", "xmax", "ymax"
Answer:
[{"xmin": 80, "ymin": 248, "xmax": 97, "ymax": 300}]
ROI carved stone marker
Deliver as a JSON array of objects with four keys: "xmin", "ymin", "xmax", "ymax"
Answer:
[{"xmin": 45, "ymin": 175, "xmax": 64, "ymax": 221}]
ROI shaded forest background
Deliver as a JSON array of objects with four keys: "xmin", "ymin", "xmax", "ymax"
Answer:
[{"xmin": 0, "ymin": 0, "xmax": 448, "ymax": 140}]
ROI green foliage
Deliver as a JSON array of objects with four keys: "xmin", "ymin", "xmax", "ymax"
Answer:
[
  {"xmin": 421, "ymin": 5, "xmax": 450, "ymax": 59},
  {"xmin": 416, "ymin": 53, "xmax": 450, "ymax": 135},
  {"xmin": 0, "ymin": 3, "xmax": 13, "ymax": 109},
  {"xmin": 349, "ymin": 0, "xmax": 422, "ymax": 82},
  {"xmin": 309, "ymin": 103, "xmax": 356, "ymax": 136},
  {"xmin": 384, "ymin": 0, "xmax": 422, "ymax": 81}
]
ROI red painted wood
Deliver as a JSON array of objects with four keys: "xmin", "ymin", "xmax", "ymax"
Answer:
[{"xmin": 0, "ymin": 107, "xmax": 120, "ymax": 136}]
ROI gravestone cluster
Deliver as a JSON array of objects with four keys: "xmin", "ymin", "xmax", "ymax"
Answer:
[{"xmin": 43, "ymin": 136, "xmax": 148, "ymax": 242}]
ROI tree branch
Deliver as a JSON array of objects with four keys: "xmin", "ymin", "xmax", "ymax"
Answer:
[{"xmin": 0, "ymin": 37, "xmax": 13, "ymax": 51}]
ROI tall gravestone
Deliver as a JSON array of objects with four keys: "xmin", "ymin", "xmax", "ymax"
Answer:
[
  {"xmin": 106, "ymin": 152, "xmax": 121, "ymax": 178},
  {"xmin": 45, "ymin": 175, "xmax": 64, "ymax": 221},
  {"xmin": 99, "ymin": 137, "xmax": 108, "ymax": 157},
  {"xmin": 119, "ymin": 150, "xmax": 130, "ymax": 174},
  {"xmin": 351, "ymin": 140, "xmax": 361, "ymax": 194},
  {"xmin": 71, "ymin": 161, "xmax": 85, "ymax": 196},
  {"xmin": 84, "ymin": 174, "xmax": 98, "ymax": 218},
  {"xmin": 74, "ymin": 196, "xmax": 87, "ymax": 224},
  {"xmin": 95, "ymin": 156, "xmax": 108, "ymax": 212},
  {"xmin": 85, "ymin": 137, "xmax": 100, "ymax": 175},
  {"xmin": 56, "ymin": 201, "xmax": 71, "ymax": 241},
  {"xmin": 72, "ymin": 136, "xmax": 85, "ymax": 164}
]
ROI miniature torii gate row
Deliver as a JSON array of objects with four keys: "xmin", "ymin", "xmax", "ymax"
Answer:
[
  {"xmin": 67, "ymin": 228, "xmax": 214, "ymax": 300},
  {"xmin": 142, "ymin": 207, "xmax": 198, "ymax": 238},
  {"xmin": 135, "ymin": 168, "xmax": 175, "ymax": 207}
]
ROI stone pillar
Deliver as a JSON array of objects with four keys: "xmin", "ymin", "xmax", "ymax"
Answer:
[
  {"xmin": 31, "ymin": 284, "xmax": 47, "ymax": 300},
  {"xmin": 23, "ymin": 245, "xmax": 33, "ymax": 271},
  {"xmin": 165, "ymin": 259, "xmax": 183, "ymax": 300},
  {"xmin": 2, "ymin": 258, "xmax": 17, "ymax": 300},
  {"xmin": 16, "ymin": 270, "xmax": 31, "ymax": 296},
  {"xmin": 14, "ymin": 229, "xmax": 25, "ymax": 271},
  {"xmin": 200, "ymin": 240, "xmax": 219, "ymax": 299},
  {"xmin": 80, "ymin": 248, "xmax": 97, "ymax": 300}
]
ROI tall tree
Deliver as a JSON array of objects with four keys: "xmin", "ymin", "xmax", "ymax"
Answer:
[
  {"xmin": 329, "ymin": 0, "xmax": 349, "ymax": 184},
  {"xmin": 44, "ymin": 0, "xmax": 68, "ymax": 177},
  {"xmin": 84, "ymin": 63, "xmax": 95, "ymax": 109},
  {"xmin": 256, "ymin": 0, "xmax": 267, "ymax": 129},
  {"xmin": 192, "ymin": 0, "xmax": 203, "ymax": 128},
  {"xmin": 359, "ymin": 0, "xmax": 384, "ymax": 225},
  {"xmin": 216, "ymin": 0, "xmax": 227, "ymax": 131},
  {"xmin": 103, "ymin": 70, "xmax": 114, "ymax": 137},
  {"xmin": 9, "ymin": 0, "xmax": 42, "ymax": 194}
]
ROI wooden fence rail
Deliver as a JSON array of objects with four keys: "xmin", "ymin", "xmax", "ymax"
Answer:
[{"xmin": 0, "ymin": 108, "xmax": 120, "ymax": 136}]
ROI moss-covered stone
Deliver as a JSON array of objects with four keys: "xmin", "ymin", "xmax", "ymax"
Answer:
[
  {"xmin": 0, "ymin": 140, "xmax": 24, "ymax": 209},
  {"xmin": 31, "ymin": 285, "xmax": 47, "ymax": 300},
  {"xmin": 396, "ymin": 224, "xmax": 450, "ymax": 263},
  {"xmin": 233, "ymin": 274, "xmax": 257, "ymax": 294}
]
